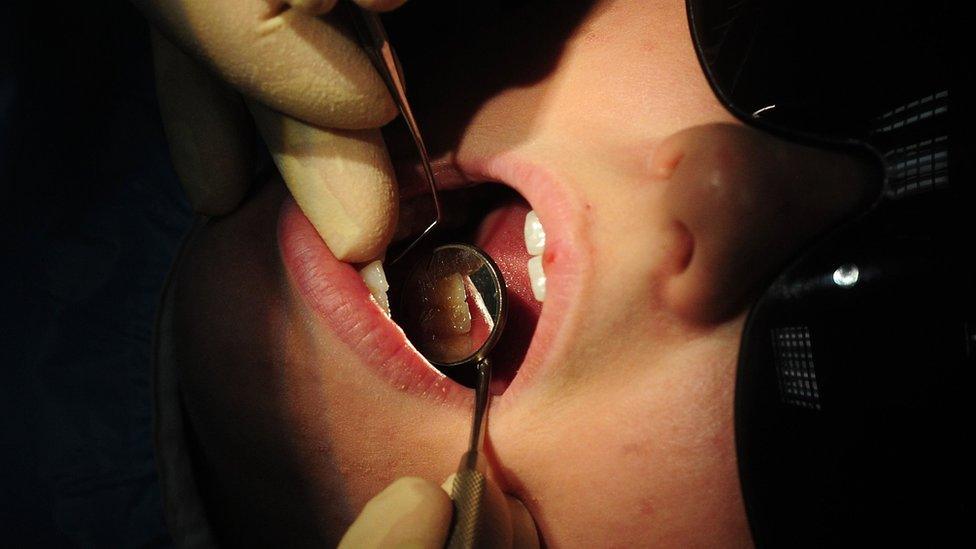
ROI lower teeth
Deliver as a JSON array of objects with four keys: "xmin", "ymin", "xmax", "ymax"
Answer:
[
  {"xmin": 524, "ymin": 210, "xmax": 547, "ymax": 302},
  {"xmin": 527, "ymin": 255, "xmax": 547, "ymax": 302}
]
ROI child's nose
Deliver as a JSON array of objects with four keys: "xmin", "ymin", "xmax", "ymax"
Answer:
[{"xmin": 651, "ymin": 123, "xmax": 880, "ymax": 324}]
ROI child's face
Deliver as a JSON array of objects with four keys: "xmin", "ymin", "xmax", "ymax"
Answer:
[{"xmin": 170, "ymin": 0, "xmax": 874, "ymax": 545}]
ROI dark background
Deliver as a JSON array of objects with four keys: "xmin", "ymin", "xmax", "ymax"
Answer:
[{"xmin": 1, "ymin": 1, "xmax": 188, "ymax": 545}]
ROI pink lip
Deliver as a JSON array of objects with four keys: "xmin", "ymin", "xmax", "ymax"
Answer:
[{"xmin": 276, "ymin": 153, "xmax": 589, "ymax": 407}]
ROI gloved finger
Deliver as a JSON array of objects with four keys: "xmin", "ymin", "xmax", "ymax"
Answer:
[
  {"xmin": 151, "ymin": 30, "xmax": 253, "ymax": 215},
  {"xmin": 338, "ymin": 477, "xmax": 453, "ymax": 549},
  {"xmin": 250, "ymin": 102, "xmax": 397, "ymax": 264},
  {"xmin": 441, "ymin": 474, "xmax": 540, "ymax": 548},
  {"xmin": 132, "ymin": 1, "xmax": 397, "ymax": 130}
]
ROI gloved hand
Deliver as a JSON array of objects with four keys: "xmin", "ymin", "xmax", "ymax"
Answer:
[
  {"xmin": 339, "ymin": 476, "xmax": 540, "ymax": 548},
  {"xmin": 132, "ymin": 0, "xmax": 408, "ymax": 263}
]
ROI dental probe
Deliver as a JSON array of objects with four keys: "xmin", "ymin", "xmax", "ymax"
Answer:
[
  {"xmin": 397, "ymin": 244, "xmax": 509, "ymax": 548},
  {"xmin": 350, "ymin": 5, "xmax": 443, "ymax": 264},
  {"xmin": 447, "ymin": 359, "xmax": 492, "ymax": 549}
]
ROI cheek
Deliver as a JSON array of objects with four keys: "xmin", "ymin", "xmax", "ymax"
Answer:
[
  {"xmin": 171, "ymin": 183, "xmax": 474, "ymax": 541},
  {"xmin": 174, "ymin": 185, "xmax": 290, "ymax": 391},
  {"xmin": 265, "ymin": 295, "xmax": 477, "ymax": 527},
  {"xmin": 541, "ymin": 0, "xmax": 734, "ymax": 147},
  {"xmin": 492, "ymin": 333, "xmax": 751, "ymax": 546}
]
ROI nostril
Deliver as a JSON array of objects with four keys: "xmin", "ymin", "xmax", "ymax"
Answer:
[{"xmin": 666, "ymin": 220, "xmax": 694, "ymax": 275}]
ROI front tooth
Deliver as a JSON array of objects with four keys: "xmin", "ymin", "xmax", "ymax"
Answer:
[
  {"xmin": 359, "ymin": 260, "xmax": 391, "ymax": 316},
  {"xmin": 524, "ymin": 210, "xmax": 546, "ymax": 256},
  {"xmin": 527, "ymin": 255, "xmax": 546, "ymax": 302}
]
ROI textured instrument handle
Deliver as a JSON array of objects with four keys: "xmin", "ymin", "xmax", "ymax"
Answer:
[{"xmin": 446, "ymin": 451, "xmax": 488, "ymax": 549}]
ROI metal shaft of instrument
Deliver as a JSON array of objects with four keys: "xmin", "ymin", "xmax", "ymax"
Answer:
[
  {"xmin": 446, "ymin": 360, "xmax": 492, "ymax": 549},
  {"xmin": 466, "ymin": 359, "xmax": 492, "ymax": 463},
  {"xmin": 352, "ymin": 9, "xmax": 442, "ymax": 264}
]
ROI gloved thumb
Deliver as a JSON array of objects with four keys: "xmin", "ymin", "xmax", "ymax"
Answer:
[{"xmin": 338, "ymin": 477, "xmax": 453, "ymax": 549}]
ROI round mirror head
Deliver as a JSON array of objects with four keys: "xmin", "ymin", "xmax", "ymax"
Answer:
[{"xmin": 399, "ymin": 244, "xmax": 507, "ymax": 367}]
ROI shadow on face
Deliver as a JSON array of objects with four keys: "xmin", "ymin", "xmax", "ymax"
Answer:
[{"xmin": 383, "ymin": 0, "xmax": 599, "ymax": 158}]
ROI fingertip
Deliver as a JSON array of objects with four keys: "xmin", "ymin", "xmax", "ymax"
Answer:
[
  {"xmin": 251, "ymin": 107, "xmax": 398, "ymax": 263},
  {"xmin": 385, "ymin": 477, "xmax": 454, "ymax": 547},
  {"xmin": 339, "ymin": 477, "xmax": 453, "ymax": 549},
  {"xmin": 440, "ymin": 473, "xmax": 457, "ymax": 494},
  {"xmin": 388, "ymin": 476, "xmax": 453, "ymax": 504}
]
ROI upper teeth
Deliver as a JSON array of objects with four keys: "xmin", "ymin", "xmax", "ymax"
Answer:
[
  {"xmin": 524, "ymin": 210, "xmax": 547, "ymax": 302},
  {"xmin": 359, "ymin": 260, "xmax": 391, "ymax": 316},
  {"xmin": 524, "ymin": 210, "xmax": 546, "ymax": 255}
]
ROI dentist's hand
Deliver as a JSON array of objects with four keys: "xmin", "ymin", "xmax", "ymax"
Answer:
[
  {"xmin": 339, "ymin": 476, "xmax": 540, "ymax": 548},
  {"xmin": 134, "ymin": 0, "xmax": 408, "ymax": 263}
]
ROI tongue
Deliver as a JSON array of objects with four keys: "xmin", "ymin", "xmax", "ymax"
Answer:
[{"xmin": 474, "ymin": 199, "xmax": 542, "ymax": 394}]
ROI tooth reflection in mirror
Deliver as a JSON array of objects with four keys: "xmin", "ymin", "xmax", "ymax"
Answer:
[{"xmin": 397, "ymin": 244, "xmax": 508, "ymax": 369}]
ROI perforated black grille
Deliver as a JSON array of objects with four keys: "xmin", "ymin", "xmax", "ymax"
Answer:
[
  {"xmin": 872, "ymin": 90, "xmax": 948, "ymax": 134},
  {"xmin": 883, "ymin": 135, "xmax": 949, "ymax": 198},
  {"xmin": 771, "ymin": 326, "xmax": 822, "ymax": 410}
]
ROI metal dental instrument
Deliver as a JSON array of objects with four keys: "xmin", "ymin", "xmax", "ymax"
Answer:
[
  {"xmin": 350, "ymin": 5, "xmax": 442, "ymax": 265},
  {"xmin": 449, "ymin": 359, "xmax": 492, "ymax": 549},
  {"xmin": 352, "ymin": 9, "xmax": 506, "ymax": 544},
  {"xmin": 398, "ymin": 244, "xmax": 509, "ymax": 549}
]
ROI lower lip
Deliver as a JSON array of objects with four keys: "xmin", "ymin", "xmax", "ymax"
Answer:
[
  {"xmin": 277, "ymin": 196, "xmax": 467, "ymax": 405},
  {"xmin": 276, "ymin": 154, "xmax": 584, "ymax": 405}
]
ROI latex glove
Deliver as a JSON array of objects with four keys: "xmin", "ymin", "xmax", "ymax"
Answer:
[
  {"xmin": 339, "ymin": 476, "xmax": 540, "ymax": 548},
  {"xmin": 134, "ymin": 0, "xmax": 407, "ymax": 263}
]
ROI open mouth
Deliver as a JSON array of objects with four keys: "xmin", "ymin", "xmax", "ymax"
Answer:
[
  {"xmin": 277, "ymin": 154, "xmax": 581, "ymax": 403},
  {"xmin": 383, "ymin": 184, "xmax": 543, "ymax": 393}
]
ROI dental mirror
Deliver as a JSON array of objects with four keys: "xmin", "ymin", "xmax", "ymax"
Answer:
[
  {"xmin": 399, "ymin": 243, "xmax": 507, "ymax": 369},
  {"xmin": 398, "ymin": 243, "xmax": 507, "ymax": 548}
]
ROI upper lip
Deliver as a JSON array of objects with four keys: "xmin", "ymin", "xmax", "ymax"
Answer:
[{"xmin": 277, "ymin": 152, "xmax": 591, "ymax": 409}]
